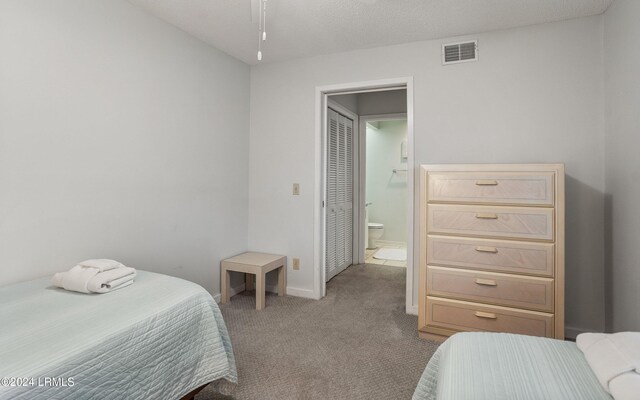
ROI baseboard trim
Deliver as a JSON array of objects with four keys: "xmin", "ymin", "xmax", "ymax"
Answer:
[
  {"xmin": 213, "ymin": 284, "xmax": 315, "ymax": 303},
  {"xmin": 285, "ymin": 286, "xmax": 316, "ymax": 299},
  {"xmin": 406, "ymin": 304, "xmax": 418, "ymax": 316}
]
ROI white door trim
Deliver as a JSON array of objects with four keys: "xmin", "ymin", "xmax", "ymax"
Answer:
[{"xmin": 314, "ymin": 77, "xmax": 416, "ymax": 315}]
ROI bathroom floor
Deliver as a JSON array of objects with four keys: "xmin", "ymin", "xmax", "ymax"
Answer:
[{"xmin": 365, "ymin": 244, "xmax": 407, "ymax": 268}]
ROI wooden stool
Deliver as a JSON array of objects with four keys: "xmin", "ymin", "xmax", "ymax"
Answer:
[{"xmin": 220, "ymin": 252, "xmax": 287, "ymax": 310}]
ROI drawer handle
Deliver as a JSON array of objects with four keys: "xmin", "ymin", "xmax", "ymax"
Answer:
[
  {"xmin": 475, "ymin": 213, "xmax": 498, "ymax": 219},
  {"xmin": 475, "ymin": 180, "xmax": 498, "ymax": 186},
  {"xmin": 474, "ymin": 311, "xmax": 497, "ymax": 319},
  {"xmin": 475, "ymin": 278, "xmax": 498, "ymax": 286},
  {"xmin": 475, "ymin": 246, "xmax": 498, "ymax": 253}
]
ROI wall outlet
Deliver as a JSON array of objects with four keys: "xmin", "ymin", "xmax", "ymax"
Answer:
[
  {"xmin": 292, "ymin": 258, "xmax": 300, "ymax": 270},
  {"xmin": 293, "ymin": 183, "xmax": 300, "ymax": 195}
]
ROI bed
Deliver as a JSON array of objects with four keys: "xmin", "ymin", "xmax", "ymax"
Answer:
[
  {"xmin": 0, "ymin": 270, "xmax": 237, "ymax": 400},
  {"xmin": 413, "ymin": 332, "xmax": 612, "ymax": 400}
]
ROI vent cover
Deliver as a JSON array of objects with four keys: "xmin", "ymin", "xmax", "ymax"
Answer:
[{"xmin": 442, "ymin": 41, "xmax": 478, "ymax": 65}]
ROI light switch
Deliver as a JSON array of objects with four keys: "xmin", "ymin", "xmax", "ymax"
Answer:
[
  {"xmin": 292, "ymin": 258, "xmax": 300, "ymax": 270},
  {"xmin": 293, "ymin": 183, "xmax": 300, "ymax": 195}
]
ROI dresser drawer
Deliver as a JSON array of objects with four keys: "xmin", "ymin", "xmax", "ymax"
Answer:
[
  {"xmin": 427, "ymin": 171, "xmax": 554, "ymax": 206},
  {"xmin": 426, "ymin": 297, "xmax": 554, "ymax": 337},
  {"xmin": 427, "ymin": 266, "xmax": 554, "ymax": 312},
  {"xmin": 427, "ymin": 204, "xmax": 554, "ymax": 241},
  {"xmin": 427, "ymin": 235, "xmax": 554, "ymax": 276}
]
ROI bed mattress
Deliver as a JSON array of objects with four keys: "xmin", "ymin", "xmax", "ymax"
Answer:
[
  {"xmin": 413, "ymin": 332, "xmax": 612, "ymax": 400},
  {"xmin": 0, "ymin": 270, "xmax": 237, "ymax": 400}
]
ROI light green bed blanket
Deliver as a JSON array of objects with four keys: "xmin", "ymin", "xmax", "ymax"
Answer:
[
  {"xmin": 0, "ymin": 270, "xmax": 237, "ymax": 400},
  {"xmin": 413, "ymin": 332, "xmax": 612, "ymax": 400}
]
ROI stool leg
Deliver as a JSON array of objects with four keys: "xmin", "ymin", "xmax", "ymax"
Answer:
[
  {"xmin": 277, "ymin": 264, "xmax": 286, "ymax": 297},
  {"xmin": 245, "ymin": 273, "xmax": 254, "ymax": 291},
  {"xmin": 255, "ymin": 272, "xmax": 265, "ymax": 310},
  {"xmin": 221, "ymin": 267, "xmax": 230, "ymax": 304}
]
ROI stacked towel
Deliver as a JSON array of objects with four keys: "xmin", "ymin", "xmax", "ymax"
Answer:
[
  {"xmin": 52, "ymin": 259, "xmax": 136, "ymax": 294},
  {"xmin": 577, "ymin": 332, "xmax": 640, "ymax": 400}
]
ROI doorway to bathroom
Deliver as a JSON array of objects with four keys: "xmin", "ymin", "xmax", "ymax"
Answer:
[
  {"xmin": 317, "ymin": 78, "xmax": 414, "ymax": 313},
  {"xmin": 360, "ymin": 114, "xmax": 408, "ymax": 268}
]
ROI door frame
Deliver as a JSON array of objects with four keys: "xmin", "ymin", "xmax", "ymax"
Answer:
[
  {"xmin": 356, "ymin": 113, "xmax": 408, "ymax": 265},
  {"xmin": 314, "ymin": 77, "xmax": 416, "ymax": 315}
]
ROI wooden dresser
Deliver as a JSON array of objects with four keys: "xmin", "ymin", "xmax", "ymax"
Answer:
[{"xmin": 418, "ymin": 164, "xmax": 565, "ymax": 340}]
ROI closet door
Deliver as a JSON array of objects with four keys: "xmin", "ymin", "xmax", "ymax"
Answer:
[{"xmin": 326, "ymin": 108, "xmax": 354, "ymax": 281}]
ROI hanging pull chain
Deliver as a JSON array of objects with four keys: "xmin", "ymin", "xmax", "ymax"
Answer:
[{"xmin": 257, "ymin": 0, "xmax": 268, "ymax": 61}]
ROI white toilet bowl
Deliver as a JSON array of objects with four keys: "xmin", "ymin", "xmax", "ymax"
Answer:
[{"xmin": 368, "ymin": 223, "xmax": 384, "ymax": 249}]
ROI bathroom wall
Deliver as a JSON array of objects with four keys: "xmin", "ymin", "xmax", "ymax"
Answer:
[{"xmin": 366, "ymin": 120, "xmax": 408, "ymax": 243}]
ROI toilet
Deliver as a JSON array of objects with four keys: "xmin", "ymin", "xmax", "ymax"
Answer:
[{"xmin": 367, "ymin": 223, "xmax": 384, "ymax": 249}]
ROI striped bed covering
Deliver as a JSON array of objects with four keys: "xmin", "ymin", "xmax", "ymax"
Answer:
[
  {"xmin": 413, "ymin": 332, "xmax": 612, "ymax": 400},
  {"xmin": 0, "ymin": 271, "xmax": 237, "ymax": 400}
]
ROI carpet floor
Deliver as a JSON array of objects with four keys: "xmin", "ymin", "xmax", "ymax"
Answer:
[{"xmin": 198, "ymin": 263, "xmax": 439, "ymax": 400}]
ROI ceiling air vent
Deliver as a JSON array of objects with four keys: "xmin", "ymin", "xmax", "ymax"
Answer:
[{"xmin": 442, "ymin": 40, "xmax": 478, "ymax": 65}]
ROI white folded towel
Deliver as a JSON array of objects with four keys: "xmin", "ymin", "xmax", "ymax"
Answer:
[
  {"xmin": 51, "ymin": 259, "xmax": 136, "ymax": 294},
  {"xmin": 577, "ymin": 332, "xmax": 640, "ymax": 400},
  {"xmin": 51, "ymin": 265, "xmax": 99, "ymax": 293},
  {"xmin": 78, "ymin": 259, "xmax": 126, "ymax": 272},
  {"xmin": 611, "ymin": 373, "xmax": 640, "ymax": 400},
  {"xmin": 86, "ymin": 266, "xmax": 136, "ymax": 293}
]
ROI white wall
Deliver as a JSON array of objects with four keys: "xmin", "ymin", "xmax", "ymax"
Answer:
[
  {"xmin": 249, "ymin": 16, "xmax": 606, "ymax": 334},
  {"xmin": 330, "ymin": 94, "xmax": 359, "ymax": 115},
  {"xmin": 331, "ymin": 90, "xmax": 407, "ymax": 116},
  {"xmin": 358, "ymin": 90, "xmax": 407, "ymax": 116},
  {"xmin": 366, "ymin": 120, "xmax": 408, "ymax": 243},
  {"xmin": 0, "ymin": 0, "xmax": 250, "ymax": 295},
  {"xmin": 603, "ymin": 0, "xmax": 640, "ymax": 332}
]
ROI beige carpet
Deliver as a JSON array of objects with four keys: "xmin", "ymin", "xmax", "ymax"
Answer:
[{"xmin": 198, "ymin": 263, "xmax": 439, "ymax": 400}]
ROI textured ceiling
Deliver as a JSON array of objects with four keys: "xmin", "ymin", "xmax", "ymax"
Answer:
[{"xmin": 127, "ymin": 0, "xmax": 613, "ymax": 65}]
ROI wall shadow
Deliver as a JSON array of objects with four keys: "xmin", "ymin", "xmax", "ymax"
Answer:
[
  {"xmin": 564, "ymin": 174, "xmax": 606, "ymax": 334},
  {"xmin": 604, "ymin": 193, "xmax": 613, "ymax": 332}
]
